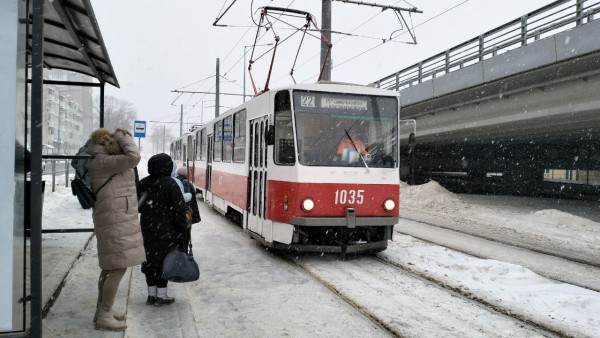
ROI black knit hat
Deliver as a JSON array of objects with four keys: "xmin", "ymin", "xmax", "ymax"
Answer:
[{"xmin": 147, "ymin": 153, "xmax": 173, "ymax": 177}]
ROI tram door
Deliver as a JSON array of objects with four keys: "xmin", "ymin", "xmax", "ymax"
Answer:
[
  {"xmin": 247, "ymin": 116, "xmax": 268, "ymax": 235},
  {"xmin": 186, "ymin": 135, "xmax": 194, "ymax": 171},
  {"xmin": 206, "ymin": 134, "xmax": 213, "ymax": 192}
]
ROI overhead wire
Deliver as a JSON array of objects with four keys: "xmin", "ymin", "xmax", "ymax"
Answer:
[
  {"xmin": 171, "ymin": 0, "xmax": 262, "ymax": 113},
  {"xmin": 299, "ymin": 0, "xmax": 472, "ymax": 83},
  {"xmin": 176, "ymin": 0, "xmax": 469, "ymax": 117},
  {"xmin": 186, "ymin": 0, "xmax": 297, "ymax": 111},
  {"xmin": 273, "ymin": 0, "xmax": 407, "ymax": 84},
  {"xmin": 333, "ymin": 0, "xmax": 471, "ymax": 70}
]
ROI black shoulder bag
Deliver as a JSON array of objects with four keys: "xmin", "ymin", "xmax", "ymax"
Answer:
[
  {"xmin": 71, "ymin": 170, "xmax": 117, "ymax": 209},
  {"xmin": 162, "ymin": 229, "xmax": 199, "ymax": 283}
]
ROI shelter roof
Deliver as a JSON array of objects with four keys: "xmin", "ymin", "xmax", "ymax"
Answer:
[{"xmin": 26, "ymin": 0, "xmax": 119, "ymax": 87}]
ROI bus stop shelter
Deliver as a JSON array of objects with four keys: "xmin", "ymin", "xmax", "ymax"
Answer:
[{"xmin": 1, "ymin": 0, "xmax": 118, "ymax": 336}]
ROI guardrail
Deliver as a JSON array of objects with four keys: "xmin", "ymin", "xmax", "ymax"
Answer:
[
  {"xmin": 374, "ymin": 0, "xmax": 600, "ymax": 91},
  {"xmin": 42, "ymin": 159, "xmax": 73, "ymax": 192},
  {"xmin": 41, "ymin": 154, "xmax": 90, "ymax": 192}
]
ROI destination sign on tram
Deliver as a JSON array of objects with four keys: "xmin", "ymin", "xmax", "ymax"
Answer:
[{"xmin": 321, "ymin": 98, "xmax": 368, "ymax": 111}]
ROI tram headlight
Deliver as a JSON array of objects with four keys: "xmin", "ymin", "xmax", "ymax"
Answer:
[
  {"xmin": 301, "ymin": 198, "xmax": 315, "ymax": 212},
  {"xmin": 383, "ymin": 199, "xmax": 395, "ymax": 211}
]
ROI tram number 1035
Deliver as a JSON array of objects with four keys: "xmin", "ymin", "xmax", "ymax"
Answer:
[{"xmin": 334, "ymin": 189, "xmax": 365, "ymax": 205}]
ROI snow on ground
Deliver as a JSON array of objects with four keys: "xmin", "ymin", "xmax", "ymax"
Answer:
[
  {"xmin": 395, "ymin": 181, "xmax": 600, "ymax": 336},
  {"xmin": 39, "ymin": 156, "xmax": 600, "ymax": 336},
  {"xmin": 381, "ymin": 236, "xmax": 600, "ymax": 337},
  {"xmin": 399, "ymin": 180, "xmax": 600, "ymax": 264}
]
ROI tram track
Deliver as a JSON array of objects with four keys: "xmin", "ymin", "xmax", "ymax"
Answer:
[
  {"xmin": 290, "ymin": 255, "xmax": 402, "ymax": 338},
  {"xmin": 398, "ymin": 214, "xmax": 600, "ymax": 269},
  {"xmin": 281, "ymin": 251, "xmax": 562, "ymax": 338},
  {"xmin": 369, "ymin": 255, "xmax": 564, "ymax": 338},
  {"xmin": 396, "ymin": 216, "xmax": 600, "ymax": 292}
]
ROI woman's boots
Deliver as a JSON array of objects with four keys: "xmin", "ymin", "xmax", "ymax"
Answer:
[
  {"xmin": 95, "ymin": 308, "xmax": 127, "ymax": 331},
  {"xmin": 94, "ymin": 302, "xmax": 126, "ymax": 323},
  {"xmin": 95, "ymin": 268, "xmax": 127, "ymax": 331}
]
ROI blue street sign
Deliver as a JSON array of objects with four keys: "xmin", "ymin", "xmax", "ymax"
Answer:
[{"xmin": 134, "ymin": 120, "xmax": 146, "ymax": 138}]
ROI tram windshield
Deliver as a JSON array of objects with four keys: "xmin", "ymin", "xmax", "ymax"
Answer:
[{"xmin": 293, "ymin": 91, "xmax": 398, "ymax": 168}]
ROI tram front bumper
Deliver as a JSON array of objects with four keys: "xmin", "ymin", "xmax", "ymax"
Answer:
[{"xmin": 290, "ymin": 209, "xmax": 398, "ymax": 229}]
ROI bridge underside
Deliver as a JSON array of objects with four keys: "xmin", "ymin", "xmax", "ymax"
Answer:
[{"xmin": 400, "ymin": 51, "xmax": 600, "ymax": 200}]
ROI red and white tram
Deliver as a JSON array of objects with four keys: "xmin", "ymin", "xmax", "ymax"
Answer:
[{"xmin": 171, "ymin": 82, "xmax": 400, "ymax": 253}]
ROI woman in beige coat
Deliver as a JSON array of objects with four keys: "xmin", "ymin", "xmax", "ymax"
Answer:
[{"xmin": 87, "ymin": 128, "xmax": 146, "ymax": 331}]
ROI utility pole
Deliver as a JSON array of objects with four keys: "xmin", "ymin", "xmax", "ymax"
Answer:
[
  {"xmin": 321, "ymin": 0, "xmax": 332, "ymax": 81},
  {"xmin": 215, "ymin": 58, "xmax": 220, "ymax": 118},
  {"xmin": 180, "ymin": 104, "xmax": 183, "ymax": 137},
  {"xmin": 163, "ymin": 125, "xmax": 166, "ymax": 153},
  {"xmin": 243, "ymin": 47, "xmax": 248, "ymax": 102}
]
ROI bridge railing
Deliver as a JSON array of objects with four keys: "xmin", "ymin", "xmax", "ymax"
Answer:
[{"xmin": 374, "ymin": 0, "xmax": 600, "ymax": 91}]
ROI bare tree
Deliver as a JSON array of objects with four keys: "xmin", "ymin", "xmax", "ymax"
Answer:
[
  {"xmin": 94, "ymin": 95, "xmax": 137, "ymax": 132},
  {"xmin": 148, "ymin": 125, "xmax": 174, "ymax": 155}
]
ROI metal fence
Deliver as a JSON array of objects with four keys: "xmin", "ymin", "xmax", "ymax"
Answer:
[
  {"xmin": 374, "ymin": 0, "xmax": 600, "ymax": 91},
  {"xmin": 42, "ymin": 159, "xmax": 74, "ymax": 192}
]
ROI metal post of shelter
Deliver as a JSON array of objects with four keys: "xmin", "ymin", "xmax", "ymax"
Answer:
[
  {"xmin": 100, "ymin": 83, "xmax": 105, "ymax": 128},
  {"xmin": 30, "ymin": 0, "xmax": 44, "ymax": 336}
]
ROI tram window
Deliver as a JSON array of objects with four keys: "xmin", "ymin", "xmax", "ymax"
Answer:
[
  {"xmin": 201, "ymin": 129, "xmax": 207, "ymax": 161},
  {"xmin": 177, "ymin": 140, "xmax": 181, "ymax": 161},
  {"xmin": 187, "ymin": 135, "xmax": 194, "ymax": 162},
  {"xmin": 233, "ymin": 110, "xmax": 246, "ymax": 163},
  {"xmin": 293, "ymin": 91, "xmax": 398, "ymax": 168},
  {"xmin": 249, "ymin": 124, "xmax": 255, "ymax": 167},
  {"xmin": 258, "ymin": 172, "xmax": 263, "ymax": 218},
  {"xmin": 260, "ymin": 121, "xmax": 264, "ymax": 167},
  {"xmin": 274, "ymin": 110, "xmax": 295, "ymax": 165},
  {"xmin": 195, "ymin": 130, "xmax": 201, "ymax": 160},
  {"xmin": 253, "ymin": 171, "xmax": 258, "ymax": 216},
  {"xmin": 263, "ymin": 172, "xmax": 267, "ymax": 217},
  {"xmin": 253, "ymin": 123, "xmax": 259, "ymax": 167},
  {"xmin": 214, "ymin": 121, "xmax": 222, "ymax": 162},
  {"xmin": 274, "ymin": 91, "xmax": 295, "ymax": 165},
  {"xmin": 223, "ymin": 116, "xmax": 233, "ymax": 162}
]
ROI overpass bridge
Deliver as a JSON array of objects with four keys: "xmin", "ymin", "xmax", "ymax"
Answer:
[{"xmin": 374, "ymin": 0, "xmax": 600, "ymax": 200}]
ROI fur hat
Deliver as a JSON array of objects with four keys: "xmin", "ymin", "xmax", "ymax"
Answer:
[{"xmin": 90, "ymin": 128, "xmax": 123, "ymax": 155}]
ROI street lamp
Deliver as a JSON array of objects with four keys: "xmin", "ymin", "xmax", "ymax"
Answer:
[{"xmin": 243, "ymin": 43, "xmax": 273, "ymax": 102}]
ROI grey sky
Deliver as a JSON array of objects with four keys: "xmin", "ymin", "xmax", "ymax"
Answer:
[{"xmin": 91, "ymin": 0, "xmax": 552, "ymax": 147}]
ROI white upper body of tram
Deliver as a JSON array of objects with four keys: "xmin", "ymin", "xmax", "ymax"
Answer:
[{"xmin": 172, "ymin": 82, "xmax": 400, "ymax": 253}]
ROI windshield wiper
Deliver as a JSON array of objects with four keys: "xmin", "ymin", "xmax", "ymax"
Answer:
[{"xmin": 344, "ymin": 129, "xmax": 370, "ymax": 170}]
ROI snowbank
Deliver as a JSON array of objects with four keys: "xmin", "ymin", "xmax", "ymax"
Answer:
[{"xmin": 399, "ymin": 181, "xmax": 600, "ymax": 264}]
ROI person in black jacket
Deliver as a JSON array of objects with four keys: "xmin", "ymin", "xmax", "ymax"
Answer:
[{"xmin": 137, "ymin": 153, "xmax": 187, "ymax": 306}]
